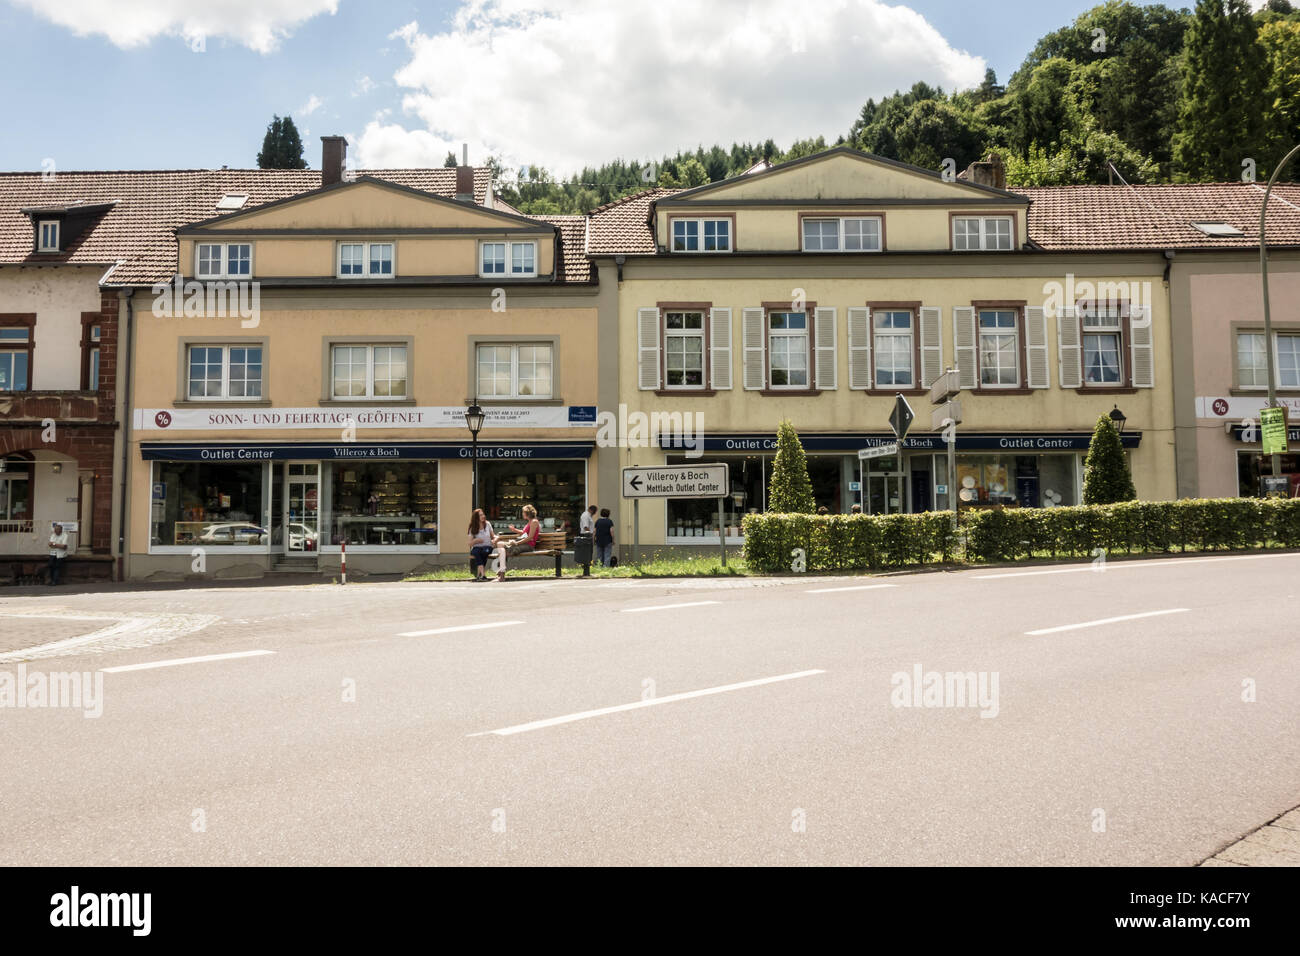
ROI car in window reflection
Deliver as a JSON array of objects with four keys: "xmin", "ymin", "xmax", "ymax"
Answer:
[
  {"xmin": 287, "ymin": 522, "xmax": 318, "ymax": 551},
  {"xmin": 197, "ymin": 522, "xmax": 267, "ymax": 545}
]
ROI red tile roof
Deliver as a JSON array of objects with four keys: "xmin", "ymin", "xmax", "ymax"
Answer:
[
  {"xmin": 586, "ymin": 188, "xmax": 680, "ymax": 255},
  {"xmin": 0, "ymin": 168, "xmax": 600, "ymax": 285},
  {"xmin": 535, "ymin": 215, "xmax": 594, "ymax": 283}
]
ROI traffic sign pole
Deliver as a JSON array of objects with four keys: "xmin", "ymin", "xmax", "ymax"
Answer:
[
  {"xmin": 633, "ymin": 499, "xmax": 640, "ymax": 566},
  {"xmin": 718, "ymin": 497, "xmax": 726, "ymax": 567}
]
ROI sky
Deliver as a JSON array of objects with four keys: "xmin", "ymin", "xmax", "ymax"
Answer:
[{"xmin": 0, "ymin": 0, "xmax": 1178, "ymax": 175}]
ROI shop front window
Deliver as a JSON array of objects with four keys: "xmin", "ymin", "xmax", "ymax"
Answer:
[
  {"xmin": 327, "ymin": 462, "xmax": 439, "ymax": 547},
  {"xmin": 956, "ymin": 455, "xmax": 1078, "ymax": 508},
  {"xmin": 151, "ymin": 462, "xmax": 267, "ymax": 547},
  {"xmin": 1, "ymin": 456, "xmax": 32, "ymax": 523},
  {"xmin": 479, "ymin": 460, "xmax": 585, "ymax": 542},
  {"xmin": 666, "ymin": 455, "xmax": 764, "ymax": 540},
  {"xmin": 1237, "ymin": 451, "xmax": 1300, "ymax": 497}
]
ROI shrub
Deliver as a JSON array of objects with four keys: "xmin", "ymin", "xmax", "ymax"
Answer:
[
  {"xmin": 767, "ymin": 420, "xmax": 816, "ymax": 514},
  {"xmin": 743, "ymin": 511, "xmax": 955, "ymax": 572},
  {"xmin": 1082, "ymin": 413, "xmax": 1137, "ymax": 504}
]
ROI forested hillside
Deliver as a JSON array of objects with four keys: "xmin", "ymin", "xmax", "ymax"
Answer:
[{"xmin": 494, "ymin": 0, "xmax": 1300, "ymax": 214}]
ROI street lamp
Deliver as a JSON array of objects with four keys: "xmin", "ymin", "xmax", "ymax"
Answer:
[
  {"xmin": 1108, "ymin": 404, "xmax": 1126, "ymax": 435},
  {"xmin": 1260, "ymin": 143, "xmax": 1300, "ymax": 479},
  {"xmin": 464, "ymin": 400, "xmax": 485, "ymax": 510}
]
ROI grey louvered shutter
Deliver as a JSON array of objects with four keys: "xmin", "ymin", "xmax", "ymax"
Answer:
[
  {"xmin": 638, "ymin": 307, "xmax": 660, "ymax": 390},
  {"xmin": 919, "ymin": 306, "xmax": 942, "ymax": 387},
  {"xmin": 848, "ymin": 307, "xmax": 872, "ymax": 389},
  {"xmin": 710, "ymin": 307, "xmax": 732, "ymax": 390},
  {"xmin": 1130, "ymin": 306, "xmax": 1154, "ymax": 387},
  {"xmin": 1057, "ymin": 307, "xmax": 1082, "ymax": 389},
  {"xmin": 1025, "ymin": 306, "xmax": 1049, "ymax": 388},
  {"xmin": 953, "ymin": 306, "xmax": 977, "ymax": 389},
  {"xmin": 742, "ymin": 307, "xmax": 765, "ymax": 390},
  {"xmin": 814, "ymin": 307, "xmax": 837, "ymax": 389}
]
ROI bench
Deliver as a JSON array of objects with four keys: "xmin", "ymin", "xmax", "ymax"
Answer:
[{"xmin": 469, "ymin": 531, "xmax": 569, "ymax": 579}]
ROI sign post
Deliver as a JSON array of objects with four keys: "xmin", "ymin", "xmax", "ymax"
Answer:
[
  {"xmin": 928, "ymin": 369, "xmax": 962, "ymax": 532},
  {"xmin": 622, "ymin": 464, "xmax": 731, "ymax": 566}
]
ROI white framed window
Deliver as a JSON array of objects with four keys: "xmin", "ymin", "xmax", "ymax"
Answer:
[
  {"xmin": 953, "ymin": 216, "xmax": 1013, "ymax": 251},
  {"xmin": 978, "ymin": 310, "xmax": 1019, "ymax": 386},
  {"xmin": 802, "ymin": 216, "xmax": 881, "ymax": 252},
  {"xmin": 671, "ymin": 218, "xmax": 731, "ymax": 253},
  {"xmin": 769, "ymin": 311, "xmax": 809, "ymax": 388},
  {"xmin": 38, "ymin": 220, "xmax": 59, "ymax": 252},
  {"xmin": 873, "ymin": 311, "xmax": 914, "ymax": 387},
  {"xmin": 196, "ymin": 242, "xmax": 253, "ymax": 278},
  {"xmin": 1238, "ymin": 331, "xmax": 1300, "ymax": 388},
  {"xmin": 187, "ymin": 345, "xmax": 263, "ymax": 400},
  {"xmin": 1082, "ymin": 308, "xmax": 1123, "ymax": 385},
  {"xmin": 476, "ymin": 343, "xmax": 553, "ymax": 399},
  {"xmin": 336, "ymin": 242, "xmax": 394, "ymax": 278},
  {"xmin": 664, "ymin": 311, "xmax": 705, "ymax": 388},
  {"xmin": 331, "ymin": 344, "xmax": 408, "ymax": 399},
  {"xmin": 480, "ymin": 241, "xmax": 537, "ymax": 277}
]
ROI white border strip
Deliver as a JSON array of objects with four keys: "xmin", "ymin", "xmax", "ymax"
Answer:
[
  {"xmin": 101, "ymin": 650, "xmax": 274, "ymax": 673},
  {"xmin": 1026, "ymin": 608, "xmax": 1188, "ymax": 636},
  {"xmin": 473, "ymin": 669, "xmax": 826, "ymax": 736}
]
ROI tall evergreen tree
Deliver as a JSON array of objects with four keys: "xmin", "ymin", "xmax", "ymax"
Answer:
[
  {"xmin": 1082, "ymin": 414, "xmax": 1137, "ymax": 504},
  {"xmin": 256, "ymin": 115, "xmax": 308, "ymax": 170},
  {"xmin": 1173, "ymin": 0, "xmax": 1269, "ymax": 180},
  {"xmin": 767, "ymin": 421, "xmax": 816, "ymax": 514}
]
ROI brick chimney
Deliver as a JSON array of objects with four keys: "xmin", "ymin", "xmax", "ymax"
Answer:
[
  {"xmin": 960, "ymin": 151, "xmax": 1006, "ymax": 190},
  {"xmin": 455, "ymin": 143, "xmax": 474, "ymax": 202},
  {"xmin": 321, "ymin": 135, "xmax": 348, "ymax": 187}
]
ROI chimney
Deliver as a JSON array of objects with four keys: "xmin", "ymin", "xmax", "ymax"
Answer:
[
  {"xmin": 455, "ymin": 142, "xmax": 475, "ymax": 203},
  {"xmin": 960, "ymin": 151, "xmax": 1006, "ymax": 190},
  {"xmin": 321, "ymin": 135, "xmax": 348, "ymax": 187}
]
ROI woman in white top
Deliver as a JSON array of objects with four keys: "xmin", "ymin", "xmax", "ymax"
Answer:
[{"xmin": 467, "ymin": 509, "xmax": 494, "ymax": 581}]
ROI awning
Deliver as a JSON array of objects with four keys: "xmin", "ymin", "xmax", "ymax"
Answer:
[{"xmin": 141, "ymin": 441, "xmax": 595, "ymax": 461}]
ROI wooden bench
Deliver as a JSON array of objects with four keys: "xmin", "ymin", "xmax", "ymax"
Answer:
[{"xmin": 470, "ymin": 531, "xmax": 569, "ymax": 579}]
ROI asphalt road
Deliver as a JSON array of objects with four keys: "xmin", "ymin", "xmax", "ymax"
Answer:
[{"xmin": 2, "ymin": 551, "xmax": 1298, "ymax": 866}]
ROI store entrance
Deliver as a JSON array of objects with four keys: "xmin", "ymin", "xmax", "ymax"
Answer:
[{"xmin": 279, "ymin": 462, "xmax": 319, "ymax": 553}]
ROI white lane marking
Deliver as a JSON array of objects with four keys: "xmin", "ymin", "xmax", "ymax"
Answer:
[
  {"xmin": 0, "ymin": 610, "xmax": 220, "ymax": 662},
  {"xmin": 101, "ymin": 649, "xmax": 274, "ymax": 673},
  {"xmin": 398, "ymin": 620, "xmax": 524, "ymax": 637},
  {"xmin": 975, "ymin": 552, "xmax": 1300, "ymax": 580},
  {"xmin": 471, "ymin": 669, "xmax": 826, "ymax": 736},
  {"xmin": 805, "ymin": 584, "xmax": 898, "ymax": 593},
  {"xmin": 1026, "ymin": 608, "xmax": 1189, "ymax": 636},
  {"xmin": 619, "ymin": 600, "xmax": 722, "ymax": 613}
]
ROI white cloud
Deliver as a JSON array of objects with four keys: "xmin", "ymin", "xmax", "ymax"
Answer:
[
  {"xmin": 12, "ymin": 0, "xmax": 339, "ymax": 54},
  {"xmin": 356, "ymin": 0, "xmax": 985, "ymax": 173},
  {"xmin": 354, "ymin": 75, "xmax": 377, "ymax": 97},
  {"xmin": 299, "ymin": 94, "xmax": 324, "ymax": 117}
]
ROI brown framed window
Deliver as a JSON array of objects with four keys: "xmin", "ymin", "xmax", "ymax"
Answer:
[
  {"xmin": 767, "ymin": 309, "xmax": 810, "ymax": 388},
  {"xmin": 977, "ymin": 308, "xmax": 1021, "ymax": 387},
  {"xmin": 81, "ymin": 313, "xmax": 102, "ymax": 390},
  {"xmin": 0, "ymin": 314, "xmax": 35, "ymax": 392},
  {"xmin": 664, "ymin": 310, "xmax": 707, "ymax": 387},
  {"xmin": 872, "ymin": 309, "xmax": 915, "ymax": 388}
]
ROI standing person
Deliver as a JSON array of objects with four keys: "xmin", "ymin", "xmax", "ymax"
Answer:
[
  {"xmin": 594, "ymin": 508, "xmax": 615, "ymax": 567},
  {"xmin": 580, "ymin": 504, "xmax": 597, "ymax": 537},
  {"xmin": 48, "ymin": 522, "xmax": 69, "ymax": 586},
  {"xmin": 492, "ymin": 504, "xmax": 540, "ymax": 581},
  {"xmin": 466, "ymin": 509, "xmax": 494, "ymax": 581}
]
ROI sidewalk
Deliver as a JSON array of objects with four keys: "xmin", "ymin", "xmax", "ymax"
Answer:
[{"xmin": 1200, "ymin": 806, "xmax": 1300, "ymax": 866}]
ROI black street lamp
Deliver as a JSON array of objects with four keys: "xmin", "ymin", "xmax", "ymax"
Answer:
[
  {"xmin": 465, "ymin": 400, "xmax": 485, "ymax": 510},
  {"xmin": 1260, "ymin": 143, "xmax": 1300, "ymax": 480},
  {"xmin": 1108, "ymin": 404, "xmax": 1127, "ymax": 435}
]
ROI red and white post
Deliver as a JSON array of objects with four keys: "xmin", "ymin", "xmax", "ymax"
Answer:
[{"xmin": 340, "ymin": 538, "xmax": 347, "ymax": 585}]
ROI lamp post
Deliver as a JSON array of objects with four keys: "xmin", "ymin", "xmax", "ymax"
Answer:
[
  {"xmin": 1260, "ymin": 143, "xmax": 1300, "ymax": 480},
  {"xmin": 464, "ymin": 400, "xmax": 485, "ymax": 510}
]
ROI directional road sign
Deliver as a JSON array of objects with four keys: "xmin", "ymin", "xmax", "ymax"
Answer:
[
  {"xmin": 889, "ymin": 394, "xmax": 915, "ymax": 441},
  {"xmin": 622, "ymin": 464, "xmax": 729, "ymax": 499}
]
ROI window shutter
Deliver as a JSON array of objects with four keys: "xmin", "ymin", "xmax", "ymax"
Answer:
[
  {"xmin": 1025, "ymin": 306, "xmax": 1049, "ymax": 388},
  {"xmin": 1057, "ymin": 307, "xmax": 1082, "ymax": 389},
  {"xmin": 743, "ymin": 307, "xmax": 766, "ymax": 390},
  {"xmin": 709, "ymin": 307, "xmax": 732, "ymax": 390},
  {"xmin": 953, "ymin": 306, "xmax": 977, "ymax": 389},
  {"xmin": 919, "ymin": 306, "xmax": 942, "ymax": 387},
  {"xmin": 814, "ymin": 307, "xmax": 837, "ymax": 390},
  {"xmin": 1130, "ymin": 306, "xmax": 1154, "ymax": 387},
  {"xmin": 637, "ymin": 307, "xmax": 660, "ymax": 390},
  {"xmin": 848, "ymin": 307, "xmax": 872, "ymax": 389}
]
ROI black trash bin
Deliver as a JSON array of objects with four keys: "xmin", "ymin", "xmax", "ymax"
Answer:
[{"xmin": 573, "ymin": 533, "xmax": 594, "ymax": 575}]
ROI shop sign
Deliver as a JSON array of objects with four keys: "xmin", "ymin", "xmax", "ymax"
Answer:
[
  {"xmin": 661, "ymin": 432, "xmax": 1140, "ymax": 452},
  {"xmin": 1197, "ymin": 396, "xmax": 1300, "ymax": 420},
  {"xmin": 134, "ymin": 406, "xmax": 598, "ymax": 432},
  {"xmin": 1230, "ymin": 424, "xmax": 1300, "ymax": 444},
  {"xmin": 141, "ymin": 442, "xmax": 595, "ymax": 461}
]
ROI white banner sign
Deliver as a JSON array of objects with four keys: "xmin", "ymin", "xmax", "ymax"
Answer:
[
  {"xmin": 1196, "ymin": 396, "xmax": 1300, "ymax": 420},
  {"xmin": 134, "ymin": 405, "xmax": 596, "ymax": 432}
]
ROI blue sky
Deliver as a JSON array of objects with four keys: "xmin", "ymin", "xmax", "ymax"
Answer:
[{"xmin": 0, "ymin": 0, "xmax": 1111, "ymax": 174}]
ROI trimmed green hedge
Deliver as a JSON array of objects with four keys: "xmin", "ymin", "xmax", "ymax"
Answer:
[
  {"xmin": 963, "ymin": 497, "xmax": 1300, "ymax": 562},
  {"xmin": 742, "ymin": 498, "xmax": 1300, "ymax": 573},
  {"xmin": 742, "ymin": 511, "xmax": 957, "ymax": 573}
]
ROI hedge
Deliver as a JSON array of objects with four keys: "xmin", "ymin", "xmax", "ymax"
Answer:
[{"xmin": 741, "ymin": 498, "xmax": 1300, "ymax": 573}]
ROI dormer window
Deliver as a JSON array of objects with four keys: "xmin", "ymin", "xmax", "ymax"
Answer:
[
  {"xmin": 801, "ymin": 216, "xmax": 881, "ymax": 252},
  {"xmin": 337, "ymin": 242, "xmax": 394, "ymax": 278},
  {"xmin": 38, "ymin": 220, "xmax": 60, "ymax": 252},
  {"xmin": 480, "ymin": 240, "xmax": 537, "ymax": 277},
  {"xmin": 196, "ymin": 242, "xmax": 252, "ymax": 278},
  {"xmin": 953, "ymin": 216, "xmax": 1014, "ymax": 251},
  {"xmin": 670, "ymin": 217, "xmax": 731, "ymax": 252}
]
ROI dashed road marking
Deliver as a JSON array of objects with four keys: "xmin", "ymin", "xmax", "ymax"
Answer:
[
  {"xmin": 1026, "ymin": 608, "xmax": 1189, "ymax": 636},
  {"xmin": 805, "ymin": 584, "xmax": 898, "ymax": 594},
  {"xmin": 398, "ymin": 620, "xmax": 524, "ymax": 637},
  {"xmin": 619, "ymin": 600, "xmax": 722, "ymax": 613},
  {"xmin": 101, "ymin": 650, "xmax": 274, "ymax": 673}
]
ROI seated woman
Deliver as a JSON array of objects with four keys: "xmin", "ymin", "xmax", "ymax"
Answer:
[
  {"xmin": 467, "ymin": 509, "xmax": 494, "ymax": 582},
  {"xmin": 491, "ymin": 504, "xmax": 540, "ymax": 582}
]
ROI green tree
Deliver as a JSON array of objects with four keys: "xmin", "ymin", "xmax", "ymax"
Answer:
[
  {"xmin": 1173, "ymin": 0, "xmax": 1270, "ymax": 181},
  {"xmin": 767, "ymin": 420, "xmax": 816, "ymax": 514},
  {"xmin": 659, "ymin": 157, "xmax": 709, "ymax": 188},
  {"xmin": 1082, "ymin": 414, "xmax": 1137, "ymax": 504},
  {"xmin": 256, "ymin": 115, "xmax": 308, "ymax": 170},
  {"xmin": 1261, "ymin": 19, "xmax": 1300, "ymax": 158},
  {"xmin": 444, "ymin": 151, "xmax": 458, "ymax": 167},
  {"xmin": 895, "ymin": 99, "xmax": 988, "ymax": 170}
]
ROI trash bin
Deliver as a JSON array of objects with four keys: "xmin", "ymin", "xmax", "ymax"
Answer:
[{"xmin": 573, "ymin": 533, "xmax": 594, "ymax": 573}]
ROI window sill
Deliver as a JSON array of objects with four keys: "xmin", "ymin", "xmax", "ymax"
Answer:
[
  {"xmin": 477, "ymin": 397, "xmax": 564, "ymax": 405},
  {"xmin": 174, "ymin": 399, "xmax": 272, "ymax": 407},
  {"xmin": 972, "ymin": 387, "xmax": 1034, "ymax": 395},
  {"xmin": 864, "ymin": 388, "xmax": 925, "ymax": 396},
  {"xmin": 318, "ymin": 398, "xmax": 417, "ymax": 406},
  {"xmin": 654, "ymin": 389, "xmax": 717, "ymax": 397},
  {"xmin": 759, "ymin": 389, "xmax": 822, "ymax": 396},
  {"xmin": 1074, "ymin": 387, "xmax": 1138, "ymax": 395}
]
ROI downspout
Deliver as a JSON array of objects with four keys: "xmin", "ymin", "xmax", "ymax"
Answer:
[{"xmin": 116, "ymin": 287, "xmax": 135, "ymax": 581}]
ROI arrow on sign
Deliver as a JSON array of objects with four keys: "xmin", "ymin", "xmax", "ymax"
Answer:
[
  {"xmin": 889, "ymin": 394, "xmax": 915, "ymax": 441},
  {"xmin": 629, "ymin": 475, "xmax": 643, "ymax": 491}
]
